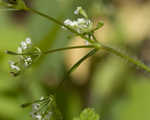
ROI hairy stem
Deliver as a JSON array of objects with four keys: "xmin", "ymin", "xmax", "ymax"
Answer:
[
  {"xmin": 102, "ymin": 45, "xmax": 150, "ymax": 72},
  {"xmin": 26, "ymin": 7, "xmax": 150, "ymax": 73}
]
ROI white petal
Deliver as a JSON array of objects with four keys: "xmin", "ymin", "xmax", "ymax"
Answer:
[
  {"xmin": 10, "ymin": 64, "xmax": 20, "ymax": 71},
  {"xmin": 21, "ymin": 41, "xmax": 27, "ymax": 50},
  {"xmin": 26, "ymin": 37, "xmax": 32, "ymax": 45},
  {"xmin": 74, "ymin": 6, "xmax": 82, "ymax": 15}
]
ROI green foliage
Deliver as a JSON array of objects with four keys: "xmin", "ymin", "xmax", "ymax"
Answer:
[
  {"xmin": 73, "ymin": 108, "xmax": 100, "ymax": 120},
  {"xmin": 0, "ymin": 1, "xmax": 150, "ymax": 120},
  {"xmin": 23, "ymin": 95, "xmax": 62, "ymax": 120},
  {"xmin": 0, "ymin": 0, "xmax": 27, "ymax": 10}
]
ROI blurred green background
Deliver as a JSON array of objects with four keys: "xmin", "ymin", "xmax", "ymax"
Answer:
[{"xmin": 0, "ymin": 0, "xmax": 150, "ymax": 120}]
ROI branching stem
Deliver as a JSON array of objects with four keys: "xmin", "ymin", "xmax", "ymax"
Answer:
[
  {"xmin": 28, "ymin": 8, "xmax": 98, "ymax": 44},
  {"xmin": 23, "ymin": 6, "xmax": 150, "ymax": 73},
  {"xmin": 43, "ymin": 45, "xmax": 95, "ymax": 54},
  {"xmin": 6, "ymin": 45, "xmax": 95, "ymax": 56}
]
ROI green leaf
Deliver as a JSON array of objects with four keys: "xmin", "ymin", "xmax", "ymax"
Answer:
[
  {"xmin": 93, "ymin": 21, "xmax": 104, "ymax": 32},
  {"xmin": 73, "ymin": 108, "xmax": 100, "ymax": 120},
  {"xmin": 0, "ymin": 0, "xmax": 27, "ymax": 10},
  {"xmin": 68, "ymin": 49, "xmax": 98, "ymax": 74},
  {"xmin": 15, "ymin": 0, "xmax": 28, "ymax": 10}
]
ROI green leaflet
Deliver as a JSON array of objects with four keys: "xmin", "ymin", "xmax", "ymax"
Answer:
[
  {"xmin": 73, "ymin": 108, "xmax": 100, "ymax": 120},
  {"xmin": 68, "ymin": 49, "xmax": 98, "ymax": 74}
]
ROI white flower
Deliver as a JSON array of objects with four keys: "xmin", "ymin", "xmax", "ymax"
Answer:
[
  {"xmin": 35, "ymin": 114, "xmax": 42, "ymax": 120},
  {"xmin": 9, "ymin": 61, "xmax": 20, "ymax": 71},
  {"xmin": 63, "ymin": 6, "xmax": 93, "ymax": 34},
  {"xmin": 40, "ymin": 96, "xmax": 44, "ymax": 100},
  {"xmin": 64, "ymin": 19, "xmax": 73, "ymax": 26},
  {"xmin": 31, "ymin": 103, "xmax": 42, "ymax": 120},
  {"xmin": 77, "ymin": 18, "xmax": 92, "ymax": 28},
  {"xmin": 24, "ymin": 57, "xmax": 32, "ymax": 67},
  {"xmin": 31, "ymin": 112, "xmax": 42, "ymax": 120},
  {"xmin": 77, "ymin": 18, "xmax": 86, "ymax": 24},
  {"xmin": 32, "ymin": 103, "xmax": 40, "ymax": 111},
  {"xmin": 20, "ymin": 37, "xmax": 32, "ymax": 50},
  {"xmin": 74, "ymin": 6, "xmax": 82, "ymax": 15},
  {"xmin": 21, "ymin": 41, "xmax": 27, "ymax": 50},
  {"xmin": 71, "ymin": 21, "xmax": 78, "ymax": 27},
  {"xmin": 63, "ymin": 17, "xmax": 92, "ymax": 34},
  {"xmin": 8, "ymin": 37, "xmax": 42, "ymax": 76},
  {"xmin": 64, "ymin": 19, "xmax": 78, "ymax": 27},
  {"xmin": 25, "ymin": 37, "xmax": 32, "ymax": 45},
  {"xmin": 26, "ymin": 57, "xmax": 32, "ymax": 62}
]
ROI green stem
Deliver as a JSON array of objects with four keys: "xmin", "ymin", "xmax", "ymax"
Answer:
[
  {"xmin": 6, "ymin": 45, "xmax": 95, "ymax": 56},
  {"xmin": 21, "ymin": 96, "xmax": 50, "ymax": 108},
  {"xmin": 68, "ymin": 48, "xmax": 98, "ymax": 74},
  {"xmin": 92, "ymin": 33, "xmax": 150, "ymax": 72},
  {"xmin": 26, "ymin": 7, "xmax": 150, "ymax": 73},
  {"xmin": 43, "ymin": 45, "xmax": 95, "ymax": 54},
  {"xmin": 27, "ymin": 7, "xmax": 97, "ymax": 44},
  {"xmin": 57, "ymin": 48, "xmax": 98, "ymax": 89},
  {"xmin": 102, "ymin": 45, "xmax": 150, "ymax": 72}
]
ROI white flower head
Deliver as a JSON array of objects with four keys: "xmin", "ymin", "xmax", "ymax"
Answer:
[
  {"xmin": 35, "ymin": 114, "xmax": 42, "ymax": 120},
  {"xmin": 64, "ymin": 19, "xmax": 78, "ymax": 29},
  {"xmin": 77, "ymin": 18, "xmax": 86, "ymax": 24},
  {"xmin": 25, "ymin": 37, "xmax": 32, "ymax": 45},
  {"xmin": 8, "ymin": 37, "xmax": 42, "ymax": 76},
  {"xmin": 32, "ymin": 103, "xmax": 40, "ymax": 111},
  {"xmin": 20, "ymin": 37, "xmax": 32, "ymax": 50},
  {"xmin": 24, "ymin": 57, "xmax": 32, "ymax": 67},
  {"xmin": 63, "ymin": 16, "xmax": 93, "ymax": 33},
  {"xmin": 21, "ymin": 41, "xmax": 27, "ymax": 50},
  {"xmin": 31, "ymin": 112, "xmax": 42, "ymax": 120},
  {"xmin": 64, "ymin": 19, "xmax": 73, "ymax": 26},
  {"xmin": 40, "ymin": 96, "xmax": 44, "ymax": 100},
  {"xmin": 9, "ymin": 61, "xmax": 20, "ymax": 71},
  {"xmin": 74, "ymin": 6, "xmax": 88, "ymax": 18},
  {"xmin": 74, "ymin": 6, "xmax": 82, "ymax": 15}
]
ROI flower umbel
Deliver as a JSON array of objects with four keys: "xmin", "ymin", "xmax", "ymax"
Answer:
[
  {"xmin": 64, "ymin": 18, "xmax": 93, "ymax": 34},
  {"xmin": 63, "ymin": 6, "xmax": 93, "ymax": 34},
  {"xmin": 63, "ymin": 6, "xmax": 103, "ymax": 45},
  {"xmin": 8, "ymin": 37, "xmax": 41, "ymax": 76},
  {"xmin": 27, "ymin": 96, "xmax": 62, "ymax": 120},
  {"xmin": 9, "ymin": 61, "xmax": 21, "ymax": 76}
]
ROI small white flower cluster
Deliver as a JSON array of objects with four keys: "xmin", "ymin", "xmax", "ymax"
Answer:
[
  {"xmin": 74, "ymin": 6, "xmax": 88, "ymax": 18},
  {"xmin": 9, "ymin": 61, "xmax": 20, "ymax": 72},
  {"xmin": 18, "ymin": 37, "xmax": 32, "ymax": 52},
  {"xmin": 9, "ymin": 37, "xmax": 41, "ymax": 76},
  {"xmin": 74, "ymin": 6, "xmax": 82, "ymax": 15},
  {"xmin": 24, "ymin": 56, "xmax": 32, "ymax": 67},
  {"xmin": 63, "ymin": 6, "xmax": 93, "ymax": 34},
  {"xmin": 18, "ymin": 37, "xmax": 33, "ymax": 67},
  {"xmin": 30, "ymin": 97, "xmax": 52, "ymax": 120}
]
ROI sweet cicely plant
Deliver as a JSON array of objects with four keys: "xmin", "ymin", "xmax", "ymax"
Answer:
[{"xmin": 1, "ymin": 0, "xmax": 150, "ymax": 120}]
